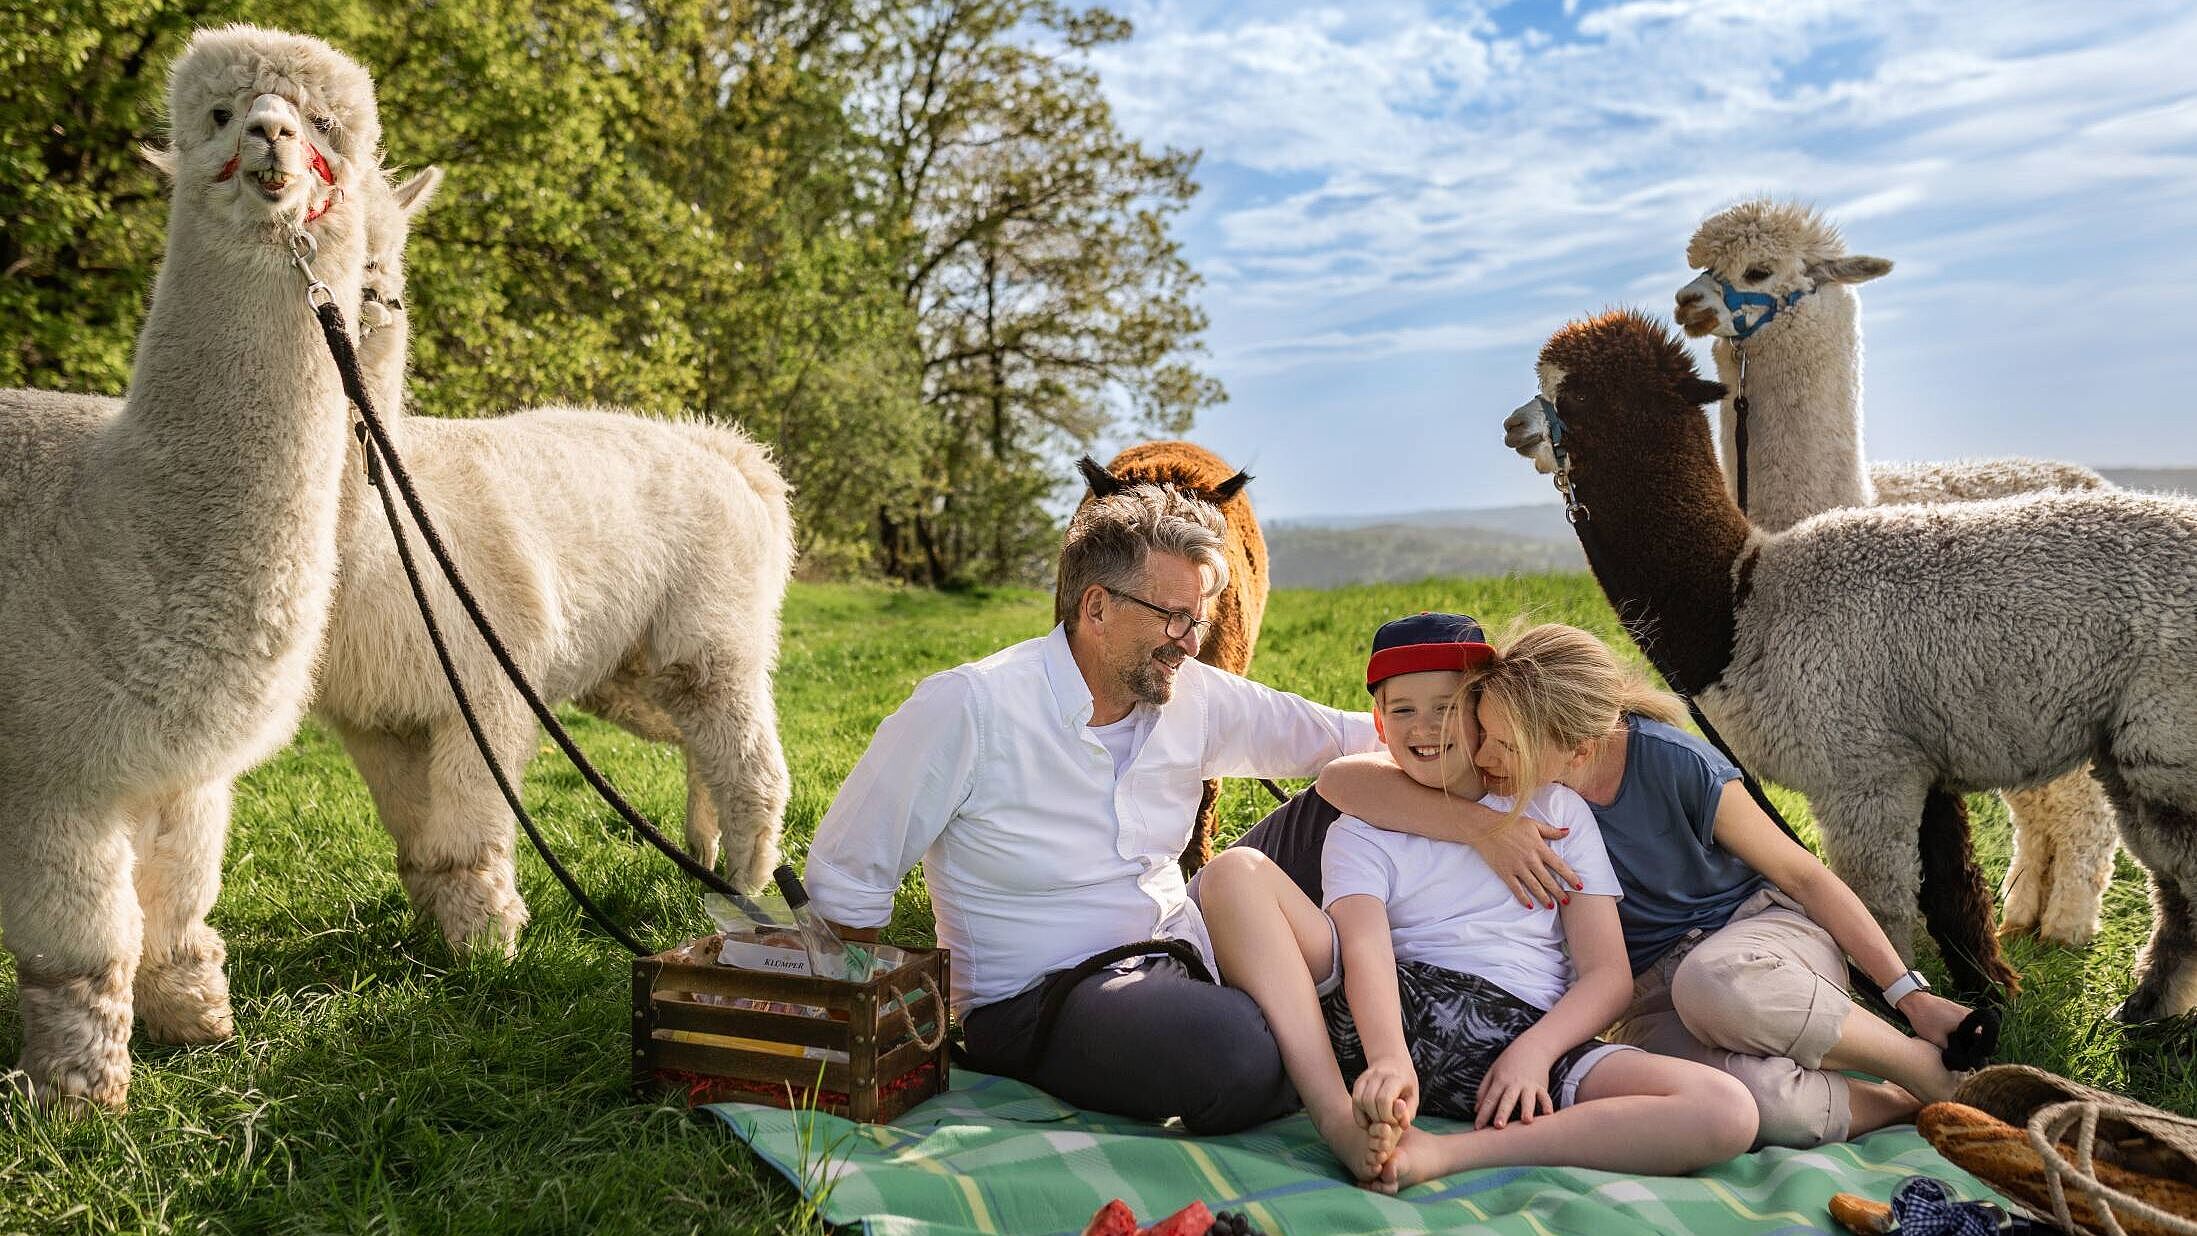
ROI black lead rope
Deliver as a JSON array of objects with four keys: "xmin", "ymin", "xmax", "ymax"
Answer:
[
  {"xmin": 313, "ymin": 299, "xmax": 752, "ymax": 956},
  {"xmin": 1732, "ymin": 341, "xmax": 1751, "ymax": 515}
]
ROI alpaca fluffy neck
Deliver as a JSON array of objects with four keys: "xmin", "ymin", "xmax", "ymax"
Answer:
[
  {"xmin": 1570, "ymin": 404, "xmax": 1754, "ymax": 697},
  {"xmin": 1711, "ymin": 286, "xmax": 1873, "ymax": 532},
  {"xmin": 85, "ymin": 206, "xmax": 360, "ymax": 688}
]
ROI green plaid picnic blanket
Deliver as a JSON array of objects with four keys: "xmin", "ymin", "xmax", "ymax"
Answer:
[{"xmin": 704, "ymin": 1071, "xmax": 2013, "ymax": 1235}]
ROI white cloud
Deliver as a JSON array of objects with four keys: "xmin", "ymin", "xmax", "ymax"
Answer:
[{"xmin": 1088, "ymin": 0, "xmax": 2197, "ymax": 518}]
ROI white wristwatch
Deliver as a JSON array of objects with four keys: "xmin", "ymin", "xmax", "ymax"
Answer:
[{"xmin": 1882, "ymin": 969, "xmax": 1931, "ymax": 1005}]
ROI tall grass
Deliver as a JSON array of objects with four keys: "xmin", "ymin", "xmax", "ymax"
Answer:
[{"xmin": 2, "ymin": 576, "xmax": 2188, "ymax": 1234}]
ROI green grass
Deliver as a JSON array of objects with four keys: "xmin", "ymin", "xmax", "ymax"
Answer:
[{"xmin": 3, "ymin": 575, "xmax": 2190, "ymax": 1234}]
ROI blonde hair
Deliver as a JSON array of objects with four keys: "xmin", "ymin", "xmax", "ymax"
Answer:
[{"xmin": 1471, "ymin": 623, "xmax": 1686, "ymax": 818}]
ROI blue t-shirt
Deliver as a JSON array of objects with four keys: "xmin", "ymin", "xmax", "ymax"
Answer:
[{"xmin": 1589, "ymin": 716, "xmax": 1770, "ymax": 973}]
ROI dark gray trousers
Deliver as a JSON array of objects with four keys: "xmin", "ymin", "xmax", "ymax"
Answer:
[{"xmin": 958, "ymin": 787, "xmax": 1341, "ymax": 1133}]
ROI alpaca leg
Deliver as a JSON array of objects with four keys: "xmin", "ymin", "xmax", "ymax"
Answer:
[
  {"xmin": 656, "ymin": 652, "xmax": 789, "ymax": 893},
  {"xmin": 344, "ymin": 717, "xmax": 532, "ymax": 955},
  {"xmin": 1811, "ymin": 786, "xmax": 1926, "ymax": 968},
  {"xmin": 2030, "ymin": 769, "xmax": 2117, "ymax": 949},
  {"xmin": 1179, "ymin": 779, "xmax": 1220, "ymax": 878},
  {"xmin": 131, "ymin": 781, "xmax": 235, "ymax": 1045},
  {"xmin": 577, "ymin": 672, "xmax": 718, "ymax": 868},
  {"xmin": 3, "ymin": 816, "xmax": 140, "ymax": 1111},
  {"xmin": 1996, "ymin": 789, "xmax": 2048, "ymax": 940},
  {"xmin": 2111, "ymin": 799, "xmax": 2197, "ymax": 1023},
  {"xmin": 415, "ymin": 709, "xmax": 535, "ymax": 955},
  {"xmin": 1917, "ymin": 789, "xmax": 2019, "ymax": 995}
]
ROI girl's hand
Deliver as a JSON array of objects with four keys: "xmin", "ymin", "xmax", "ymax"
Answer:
[
  {"xmin": 1898, "ymin": 990, "xmax": 1973, "ymax": 1050},
  {"xmin": 1476, "ymin": 1041, "xmax": 1557, "ymax": 1130},
  {"xmin": 1352, "ymin": 1056, "xmax": 1420, "ymax": 1131},
  {"xmin": 1472, "ymin": 815, "xmax": 1580, "ymax": 910}
]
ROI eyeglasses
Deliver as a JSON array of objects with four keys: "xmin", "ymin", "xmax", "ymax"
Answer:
[{"xmin": 1105, "ymin": 588, "xmax": 1214, "ymax": 644}]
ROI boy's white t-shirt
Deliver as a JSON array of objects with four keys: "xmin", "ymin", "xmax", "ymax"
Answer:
[{"xmin": 1320, "ymin": 783, "xmax": 1622, "ymax": 1011}]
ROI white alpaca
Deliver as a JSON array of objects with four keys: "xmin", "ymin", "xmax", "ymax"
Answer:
[
  {"xmin": 1506, "ymin": 311, "xmax": 2197, "ymax": 1022},
  {"xmin": 312, "ymin": 176, "xmax": 796, "ymax": 952},
  {"xmin": 1672, "ymin": 199, "xmax": 2120, "ymax": 949},
  {"xmin": 0, "ymin": 26, "xmax": 376, "ymax": 1110}
]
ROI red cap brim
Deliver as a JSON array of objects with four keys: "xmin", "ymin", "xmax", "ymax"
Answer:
[{"xmin": 1366, "ymin": 642, "xmax": 1493, "ymax": 692}]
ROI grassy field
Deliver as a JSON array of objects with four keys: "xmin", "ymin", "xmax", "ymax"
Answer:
[{"xmin": 3, "ymin": 575, "xmax": 2190, "ymax": 1234}]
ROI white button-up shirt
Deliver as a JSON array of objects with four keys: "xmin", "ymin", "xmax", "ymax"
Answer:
[{"xmin": 806, "ymin": 624, "xmax": 1379, "ymax": 1015}]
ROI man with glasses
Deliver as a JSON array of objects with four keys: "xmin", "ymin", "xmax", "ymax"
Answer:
[{"xmin": 806, "ymin": 480, "xmax": 1378, "ymax": 1132}]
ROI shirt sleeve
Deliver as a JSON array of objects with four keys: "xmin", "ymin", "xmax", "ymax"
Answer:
[
  {"xmin": 805, "ymin": 668, "xmax": 983, "ymax": 930},
  {"xmin": 1667, "ymin": 728, "xmax": 1743, "ymax": 849},
  {"xmin": 1194, "ymin": 661, "xmax": 1380, "ymax": 779},
  {"xmin": 1537, "ymin": 786, "xmax": 1623, "ymax": 899},
  {"xmin": 1320, "ymin": 818, "xmax": 1400, "ymax": 910}
]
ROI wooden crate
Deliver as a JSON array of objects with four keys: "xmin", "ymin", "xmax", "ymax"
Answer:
[{"xmin": 633, "ymin": 936, "xmax": 950, "ymax": 1123}]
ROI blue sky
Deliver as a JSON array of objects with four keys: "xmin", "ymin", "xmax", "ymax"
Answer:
[{"xmin": 1084, "ymin": 0, "xmax": 2197, "ymax": 519}]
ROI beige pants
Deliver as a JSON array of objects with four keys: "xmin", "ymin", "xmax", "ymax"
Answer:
[{"xmin": 1613, "ymin": 887, "xmax": 1856, "ymax": 1148}]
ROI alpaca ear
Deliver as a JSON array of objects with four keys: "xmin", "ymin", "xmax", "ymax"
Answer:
[
  {"xmin": 392, "ymin": 165, "xmax": 443, "ymax": 219},
  {"xmin": 138, "ymin": 144, "xmax": 177, "ymax": 180},
  {"xmin": 1208, "ymin": 469, "xmax": 1252, "ymax": 503},
  {"xmin": 1677, "ymin": 376, "xmax": 1729, "ymax": 407},
  {"xmin": 1808, "ymin": 254, "xmax": 1893, "ymax": 285},
  {"xmin": 1076, "ymin": 455, "xmax": 1124, "ymax": 498}
]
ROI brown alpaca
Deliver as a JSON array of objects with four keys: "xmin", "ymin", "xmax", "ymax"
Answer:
[{"xmin": 1066, "ymin": 442, "xmax": 1266, "ymax": 873}]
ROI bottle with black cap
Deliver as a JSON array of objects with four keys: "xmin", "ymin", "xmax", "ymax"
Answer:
[{"xmin": 774, "ymin": 862, "xmax": 862, "ymax": 981}]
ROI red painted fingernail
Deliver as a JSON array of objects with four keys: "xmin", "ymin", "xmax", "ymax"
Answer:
[
  {"xmin": 1573, "ymin": 881, "xmax": 1584, "ymax": 890},
  {"xmin": 1561, "ymin": 896, "xmax": 1570, "ymax": 905}
]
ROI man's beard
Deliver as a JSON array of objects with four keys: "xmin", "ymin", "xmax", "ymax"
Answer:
[{"xmin": 1120, "ymin": 644, "xmax": 1186, "ymax": 707}]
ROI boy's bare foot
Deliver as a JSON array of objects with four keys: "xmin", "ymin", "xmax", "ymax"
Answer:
[{"xmin": 1316, "ymin": 1111, "xmax": 1401, "ymax": 1183}]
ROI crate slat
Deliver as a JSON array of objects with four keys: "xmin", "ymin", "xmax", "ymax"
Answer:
[
  {"xmin": 648, "ymin": 996, "xmax": 851, "ymax": 1050},
  {"xmin": 644, "ymin": 1034, "xmax": 853, "ymax": 1091}
]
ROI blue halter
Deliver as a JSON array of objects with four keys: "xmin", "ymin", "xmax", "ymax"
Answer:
[{"xmin": 1719, "ymin": 277, "xmax": 1807, "ymax": 339}]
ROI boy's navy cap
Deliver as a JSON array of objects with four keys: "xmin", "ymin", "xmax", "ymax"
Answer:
[{"xmin": 1366, "ymin": 612, "xmax": 1493, "ymax": 693}]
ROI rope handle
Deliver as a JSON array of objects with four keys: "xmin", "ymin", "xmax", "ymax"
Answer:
[
  {"xmin": 2026, "ymin": 1098, "xmax": 2197, "ymax": 1236},
  {"xmin": 886, "ymin": 975, "xmax": 948, "ymax": 1053}
]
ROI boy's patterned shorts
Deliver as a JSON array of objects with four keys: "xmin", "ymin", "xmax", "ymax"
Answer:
[{"xmin": 1321, "ymin": 960, "xmax": 1635, "ymax": 1121}]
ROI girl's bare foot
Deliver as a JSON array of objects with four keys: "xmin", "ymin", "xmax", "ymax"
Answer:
[{"xmin": 1381, "ymin": 1124, "xmax": 1484, "ymax": 1191}]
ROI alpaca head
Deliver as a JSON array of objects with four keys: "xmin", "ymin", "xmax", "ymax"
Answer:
[
  {"xmin": 1673, "ymin": 198, "xmax": 1892, "ymax": 340},
  {"xmin": 359, "ymin": 166, "xmax": 442, "ymax": 336},
  {"xmin": 1076, "ymin": 446, "xmax": 1252, "ymax": 507},
  {"xmin": 160, "ymin": 25, "xmax": 379, "ymax": 249},
  {"xmin": 1503, "ymin": 309, "xmax": 1728, "ymax": 476}
]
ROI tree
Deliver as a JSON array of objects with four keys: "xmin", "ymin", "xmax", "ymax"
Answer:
[{"xmin": 854, "ymin": 0, "xmax": 1224, "ymax": 585}]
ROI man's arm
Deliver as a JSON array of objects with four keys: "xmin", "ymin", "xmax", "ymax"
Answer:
[
  {"xmin": 1317, "ymin": 755, "xmax": 1579, "ymax": 910},
  {"xmin": 806, "ymin": 670, "xmax": 982, "ymax": 938},
  {"xmin": 1197, "ymin": 666, "xmax": 1380, "ymax": 780}
]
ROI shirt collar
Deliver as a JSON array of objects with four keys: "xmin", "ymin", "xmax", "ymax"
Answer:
[{"xmin": 1041, "ymin": 623, "xmax": 1097, "ymax": 728}]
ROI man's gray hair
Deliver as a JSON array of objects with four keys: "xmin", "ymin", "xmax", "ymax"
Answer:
[{"xmin": 1055, "ymin": 484, "xmax": 1230, "ymax": 633}]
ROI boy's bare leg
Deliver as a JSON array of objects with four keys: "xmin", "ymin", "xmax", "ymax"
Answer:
[
  {"xmin": 1380, "ymin": 1051, "xmax": 1758, "ymax": 1190},
  {"xmin": 1199, "ymin": 849, "xmax": 1398, "ymax": 1180}
]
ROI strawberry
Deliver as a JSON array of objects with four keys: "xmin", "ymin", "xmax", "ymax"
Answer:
[
  {"xmin": 1082, "ymin": 1198, "xmax": 1139, "ymax": 1236},
  {"xmin": 1139, "ymin": 1200, "xmax": 1214, "ymax": 1236}
]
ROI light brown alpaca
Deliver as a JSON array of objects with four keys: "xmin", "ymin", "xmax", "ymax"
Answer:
[{"xmin": 1067, "ymin": 442, "xmax": 1266, "ymax": 873}]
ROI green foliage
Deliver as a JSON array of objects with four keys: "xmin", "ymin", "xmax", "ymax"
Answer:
[
  {"xmin": 0, "ymin": 0, "xmax": 1217, "ymax": 582},
  {"xmin": 1, "ymin": 576, "xmax": 2188, "ymax": 1233}
]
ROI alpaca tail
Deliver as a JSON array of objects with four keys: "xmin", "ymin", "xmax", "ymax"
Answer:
[
  {"xmin": 691, "ymin": 422, "xmax": 797, "ymax": 577},
  {"xmin": 1920, "ymin": 788, "xmax": 2021, "ymax": 999}
]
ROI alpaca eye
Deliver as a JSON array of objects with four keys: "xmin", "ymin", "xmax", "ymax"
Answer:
[
  {"xmin": 1744, "ymin": 266, "xmax": 1771, "ymax": 282},
  {"xmin": 212, "ymin": 108, "xmax": 232, "ymax": 127},
  {"xmin": 312, "ymin": 114, "xmax": 335, "ymax": 134}
]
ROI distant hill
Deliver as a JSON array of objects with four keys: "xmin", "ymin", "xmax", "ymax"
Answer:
[
  {"xmin": 1270, "ymin": 466, "xmax": 2197, "ymax": 588},
  {"xmin": 2101, "ymin": 467, "xmax": 2197, "ymax": 495}
]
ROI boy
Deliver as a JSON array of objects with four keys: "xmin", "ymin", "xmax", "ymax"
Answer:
[{"xmin": 1198, "ymin": 613, "xmax": 1753, "ymax": 1187}]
